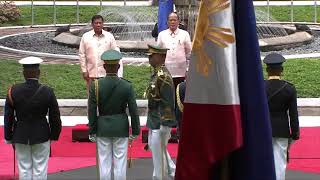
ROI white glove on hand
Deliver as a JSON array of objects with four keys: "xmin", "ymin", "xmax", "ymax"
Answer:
[
  {"xmin": 129, "ymin": 135, "xmax": 137, "ymax": 143},
  {"xmin": 89, "ymin": 134, "xmax": 96, "ymax": 142},
  {"xmin": 5, "ymin": 140, "xmax": 12, "ymax": 144}
]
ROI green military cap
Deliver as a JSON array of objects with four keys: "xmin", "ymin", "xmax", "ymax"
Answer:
[
  {"xmin": 101, "ymin": 49, "xmax": 122, "ymax": 64},
  {"xmin": 147, "ymin": 44, "xmax": 168, "ymax": 55}
]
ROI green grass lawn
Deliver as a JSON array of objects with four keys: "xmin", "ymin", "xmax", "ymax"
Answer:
[
  {"xmin": 1, "ymin": 6, "xmax": 158, "ymax": 26},
  {"xmin": 1, "ymin": 4, "xmax": 319, "ymax": 26},
  {"xmin": 0, "ymin": 60, "xmax": 151, "ymax": 99},
  {"xmin": 255, "ymin": 6, "xmax": 318, "ymax": 22},
  {"xmin": 0, "ymin": 58, "xmax": 319, "ymax": 99}
]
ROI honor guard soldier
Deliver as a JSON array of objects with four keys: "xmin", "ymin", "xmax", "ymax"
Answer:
[
  {"xmin": 88, "ymin": 50, "xmax": 140, "ymax": 180},
  {"xmin": 4, "ymin": 56, "xmax": 62, "ymax": 180},
  {"xmin": 263, "ymin": 53, "xmax": 300, "ymax": 180},
  {"xmin": 146, "ymin": 44, "xmax": 177, "ymax": 179}
]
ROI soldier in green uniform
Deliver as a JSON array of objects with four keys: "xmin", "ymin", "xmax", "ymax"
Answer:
[
  {"xmin": 88, "ymin": 49, "xmax": 140, "ymax": 180},
  {"xmin": 146, "ymin": 44, "xmax": 177, "ymax": 179}
]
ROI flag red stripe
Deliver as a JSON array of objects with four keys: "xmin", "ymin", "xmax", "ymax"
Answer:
[{"xmin": 175, "ymin": 103, "xmax": 242, "ymax": 180}]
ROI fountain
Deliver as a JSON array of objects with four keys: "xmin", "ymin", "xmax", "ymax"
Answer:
[
  {"xmin": 173, "ymin": 0, "xmax": 314, "ymax": 52},
  {"xmin": 52, "ymin": 7, "xmax": 158, "ymax": 52},
  {"xmin": 0, "ymin": 4, "xmax": 317, "ymax": 59}
]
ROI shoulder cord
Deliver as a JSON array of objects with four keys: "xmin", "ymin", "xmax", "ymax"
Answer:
[
  {"xmin": 94, "ymin": 79, "xmax": 99, "ymax": 115},
  {"xmin": 176, "ymin": 84, "xmax": 184, "ymax": 112},
  {"xmin": 268, "ymin": 82, "xmax": 288, "ymax": 101},
  {"xmin": 94, "ymin": 80, "xmax": 99, "ymax": 105},
  {"xmin": 8, "ymin": 86, "xmax": 14, "ymax": 106}
]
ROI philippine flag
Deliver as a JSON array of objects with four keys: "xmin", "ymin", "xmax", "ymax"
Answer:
[{"xmin": 175, "ymin": 0, "xmax": 276, "ymax": 179}]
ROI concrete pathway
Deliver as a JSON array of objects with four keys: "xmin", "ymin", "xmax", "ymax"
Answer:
[
  {"xmin": 47, "ymin": 159, "xmax": 320, "ymax": 180},
  {"xmin": 0, "ymin": 26, "xmax": 150, "ymax": 65},
  {"xmin": 0, "ymin": 115, "xmax": 319, "ymax": 127}
]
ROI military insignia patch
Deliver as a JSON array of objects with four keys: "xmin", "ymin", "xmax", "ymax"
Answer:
[{"xmin": 157, "ymin": 70, "xmax": 164, "ymax": 76}]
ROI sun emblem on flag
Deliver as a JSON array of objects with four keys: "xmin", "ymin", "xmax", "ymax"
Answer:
[{"xmin": 193, "ymin": 0, "xmax": 235, "ymax": 76}]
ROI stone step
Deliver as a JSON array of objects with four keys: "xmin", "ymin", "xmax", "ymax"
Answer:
[
  {"xmin": 1, "ymin": 99, "xmax": 320, "ymax": 116},
  {"xmin": 0, "ymin": 116, "xmax": 319, "ymax": 127}
]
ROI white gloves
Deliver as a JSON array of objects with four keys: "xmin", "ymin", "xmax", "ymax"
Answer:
[
  {"xmin": 5, "ymin": 140, "xmax": 12, "ymax": 144},
  {"xmin": 129, "ymin": 135, "xmax": 138, "ymax": 143},
  {"xmin": 89, "ymin": 134, "xmax": 96, "ymax": 142}
]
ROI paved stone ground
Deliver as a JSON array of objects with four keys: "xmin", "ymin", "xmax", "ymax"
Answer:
[
  {"xmin": 0, "ymin": 26, "xmax": 151, "ymax": 66},
  {"xmin": 0, "ymin": 26, "xmax": 82, "ymax": 64},
  {"xmin": 1, "ymin": 104, "xmax": 319, "ymax": 116},
  {"xmin": 47, "ymin": 159, "xmax": 320, "ymax": 180}
]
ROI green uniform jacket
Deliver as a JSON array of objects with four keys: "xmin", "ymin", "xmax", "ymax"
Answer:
[
  {"xmin": 146, "ymin": 65, "xmax": 177, "ymax": 129},
  {"xmin": 88, "ymin": 76, "xmax": 140, "ymax": 137}
]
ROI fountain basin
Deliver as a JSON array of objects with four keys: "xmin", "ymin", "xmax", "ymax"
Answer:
[
  {"xmin": 0, "ymin": 25, "xmax": 317, "ymax": 60},
  {"xmin": 259, "ymin": 31, "xmax": 314, "ymax": 52},
  {"xmin": 52, "ymin": 32, "xmax": 155, "ymax": 51}
]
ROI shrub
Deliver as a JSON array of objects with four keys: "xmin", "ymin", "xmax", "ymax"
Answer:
[{"xmin": 0, "ymin": 1, "xmax": 21, "ymax": 23}]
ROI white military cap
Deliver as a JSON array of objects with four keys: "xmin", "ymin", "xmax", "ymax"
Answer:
[{"xmin": 19, "ymin": 57, "xmax": 43, "ymax": 68}]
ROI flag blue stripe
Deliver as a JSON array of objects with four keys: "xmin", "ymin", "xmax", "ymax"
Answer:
[
  {"xmin": 157, "ymin": 0, "xmax": 173, "ymax": 33},
  {"xmin": 229, "ymin": 0, "xmax": 276, "ymax": 179}
]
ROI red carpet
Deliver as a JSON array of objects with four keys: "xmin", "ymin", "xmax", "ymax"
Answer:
[
  {"xmin": 51, "ymin": 127, "xmax": 178, "ymax": 158},
  {"xmin": 0, "ymin": 126, "xmax": 320, "ymax": 178},
  {"xmin": 289, "ymin": 127, "xmax": 320, "ymax": 159},
  {"xmin": 0, "ymin": 126, "xmax": 178, "ymax": 178},
  {"xmin": 287, "ymin": 127, "xmax": 320, "ymax": 174}
]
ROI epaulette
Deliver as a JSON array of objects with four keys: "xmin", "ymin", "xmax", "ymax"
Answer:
[
  {"xmin": 157, "ymin": 69, "xmax": 164, "ymax": 77},
  {"xmin": 121, "ymin": 77, "xmax": 131, "ymax": 83}
]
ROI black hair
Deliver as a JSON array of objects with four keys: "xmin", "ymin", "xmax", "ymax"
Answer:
[
  {"xmin": 23, "ymin": 68, "xmax": 40, "ymax": 79},
  {"xmin": 266, "ymin": 66, "xmax": 283, "ymax": 76},
  {"xmin": 103, "ymin": 63, "xmax": 120, "ymax": 74},
  {"xmin": 91, "ymin": 15, "xmax": 104, "ymax": 23}
]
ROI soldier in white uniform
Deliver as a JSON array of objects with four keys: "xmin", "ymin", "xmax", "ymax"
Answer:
[{"xmin": 4, "ymin": 57, "xmax": 62, "ymax": 180}]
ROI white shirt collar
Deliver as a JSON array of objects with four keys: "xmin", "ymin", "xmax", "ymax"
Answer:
[
  {"xmin": 169, "ymin": 28, "xmax": 179, "ymax": 36},
  {"xmin": 92, "ymin": 29, "xmax": 107, "ymax": 37}
]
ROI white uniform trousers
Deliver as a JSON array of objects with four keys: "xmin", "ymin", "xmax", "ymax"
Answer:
[
  {"xmin": 148, "ymin": 128, "xmax": 176, "ymax": 180},
  {"xmin": 15, "ymin": 140, "xmax": 50, "ymax": 180},
  {"xmin": 96, "ymin": 137, "xmax": 128, "ymax": 180},
  {"xmin": 272, "ymin": 138, "xmax": 289, "ymax": 180}
]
